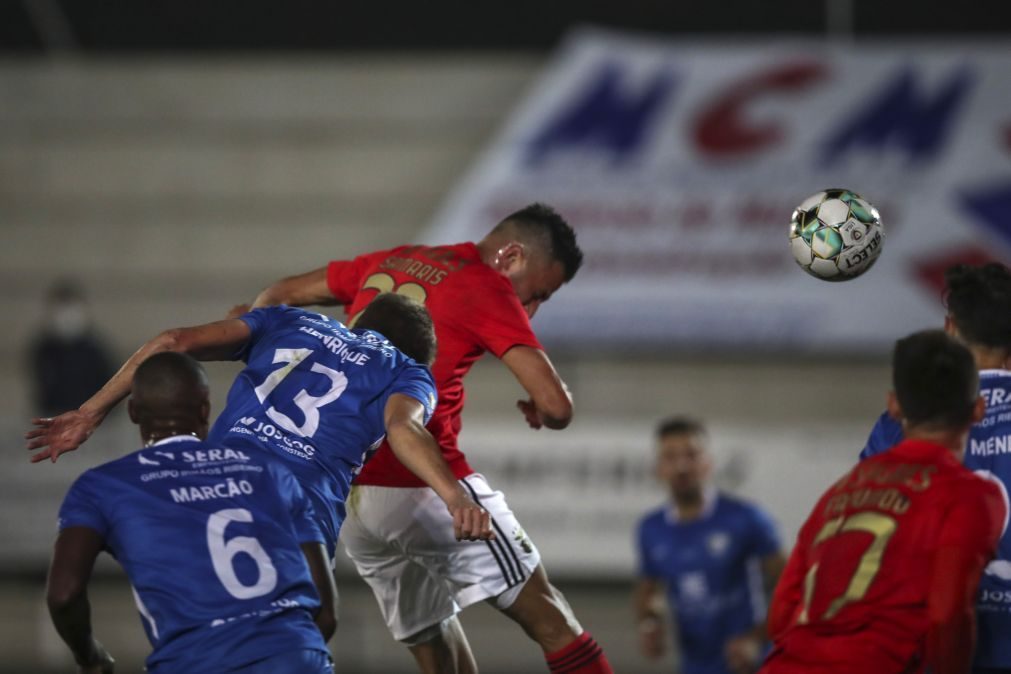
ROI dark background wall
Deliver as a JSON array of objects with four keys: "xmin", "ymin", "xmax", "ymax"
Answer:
[{"xmin": 2, "ymin": 0, "xmax": 1010, "ymax": 53}]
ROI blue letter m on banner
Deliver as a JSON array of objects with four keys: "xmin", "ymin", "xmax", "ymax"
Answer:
[
  {"xmin": 823, "ymin": 67, "xmax": 974, "ymax": 163},
  {"xmin": 527, "ymin": 61, "xmax": 676, "ymax": 165}
]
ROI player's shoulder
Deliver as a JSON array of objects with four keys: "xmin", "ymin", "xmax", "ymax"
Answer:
[
  {"xmin": 714, "ymin": 492, "xmax": 774, "ymax": 525},
  {"xmin": 637, "ymin": 504, "xmax": 671, "ymax": 534}
]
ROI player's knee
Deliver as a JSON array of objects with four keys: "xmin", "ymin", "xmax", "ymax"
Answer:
[{"xmin": 400, "ymin": 618, "xmax": 453, "ymax": 647}]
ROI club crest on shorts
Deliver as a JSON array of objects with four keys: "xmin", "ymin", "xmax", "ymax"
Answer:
[{"xmin": 513, "ymin": 526, "xmax": 533, "ymax": 554}]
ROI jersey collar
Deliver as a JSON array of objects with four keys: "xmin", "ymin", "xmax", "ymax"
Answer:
[
  {"xmin": 147, "ymin": 434, "xmax": 202, "ymax": 448},
  {"xmin": 979, "ymin": 368, "xmax": 1011, "ymax": 378},
  {"xmin": 665, "ymin": 485, "xmax": 719, "ymax": 524},
  {"xmin": 889, "ymin": 438, "xmax": 961, "ymax": 466}
]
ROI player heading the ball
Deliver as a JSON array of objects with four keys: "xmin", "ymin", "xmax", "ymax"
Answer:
[{"xmin": 47, "ymin": 352, "xmax": 338, "ymax": 674}]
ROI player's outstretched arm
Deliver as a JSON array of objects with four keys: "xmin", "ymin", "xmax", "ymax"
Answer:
[
  {"xmin": 26, "ymin": 319, "xmax": 252, "ymax": 463},
  {"xmin": 383, "ymin": 393, "xmax": 494, "ymax": 541},
  {"xmin": 47, "ymin": 527, "xmax": 115, "ymax": 674},
  {"xmin": 251, "ymin": 266, "xmax": 335, "ymax": 310},
  {"xmin": 501, "ymin": 346, "xmax": 573, "ymax": 430},
  {"xmin": 632, "ymin": 578, "xmax": 667, "ymax": 660},
  {"xmin": 300, "ymin": 542, "xmax": 338, "ymax": 641}
]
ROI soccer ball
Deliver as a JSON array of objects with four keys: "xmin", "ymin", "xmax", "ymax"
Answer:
[{"xmin": 789, "ymin": 189, "xmax": 884, "ymax": 281}]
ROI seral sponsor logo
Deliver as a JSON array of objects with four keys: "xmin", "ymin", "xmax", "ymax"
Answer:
[{"xmin": 180, "ymin": 448, "xmax": 251, "ymax": 463}]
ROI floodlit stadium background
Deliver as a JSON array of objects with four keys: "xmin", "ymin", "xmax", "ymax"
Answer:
[{"xmin": 2, "ymin": 2, "xmax": 1009, "ymax": 671}]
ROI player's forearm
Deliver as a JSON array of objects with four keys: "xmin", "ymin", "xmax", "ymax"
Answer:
[
  {"xmin": 537, "ymin": 383, "xmax": 573, "ymax": 430},
  {"xmin": 633, "ymin": 579, "xmax": 664, "ymax": 623},
  {"xmin": 386, "ymin": 420, "xmax": 469, "ymax": 505},
  {"xmin": 252, "ymin": 269, "xmax": 335, "ymax": 309},
  {"xmin": 78, "ymin": 329, "xmax": 182, "ymax": 420},
  {"xmin": 48, "ymin": 591, "xmax": 103, "ymax": 667}
]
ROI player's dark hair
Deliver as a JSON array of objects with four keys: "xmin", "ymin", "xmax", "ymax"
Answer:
[
  {"xmin": 132, "ymin": 352, "xmax": 209, "ymax": 415},
  {"xmin": 655, "ymin": 416, "xmax": 707, "ymax": 440},
  {"xmin": 945, "ymin": 263, "xmax": 1011, "ymax": 349},
  {"xmin": 356, "ymin": 293, "xmax": 437, "ymax": 366},
  {"xmin": 892, "ymin": 330, "xmax": 978, "ymax": 429},
  {"xmin": 498, "ymin": 203, "xmax": 583, "ymax": 282}
]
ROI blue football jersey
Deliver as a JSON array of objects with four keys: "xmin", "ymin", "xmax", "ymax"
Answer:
[
  {"xmin": 208, "ymin": 306, "xmax": 437, "ymax": 553},
  {"xmin": 57, "ymin": 436, "xmax": 328, "ymax": 674},
  {"xmin": 636, "ymin": 492, "xmax": 780, "ymax": 674},
  {"xmin": 859, "ymin": 369, "xmax": 1011, "ymax": 667}
]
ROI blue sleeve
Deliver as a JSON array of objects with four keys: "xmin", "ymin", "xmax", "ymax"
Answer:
[
  {"xmin": 859, "ymin": 412, "xmax": 904, "ymax": 461},
  {"xmin": 57, "ymin": 471, "xmax": 109, "ymax": 538},
  {"xmin": 388, "ymin": 363, "xmax": 438, "ymax": 424},
  {"xmin": 233, "ymin": 306, "xmax": 283, "ymax": 362},
  {"xmin": 636, "ymin": 518, "xmax": 661, "ymax": 578},
  {"xmin": 746, "ymin": 505, "xmax": 781, "ymax": 557},
  {"xmin": 268, "ymin": 463, "xmax": 325, "ymax": 546}
]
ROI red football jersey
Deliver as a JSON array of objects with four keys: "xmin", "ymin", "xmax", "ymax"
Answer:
[
  {"xmin": 762, "ymin": 439, "xmax": 1005, "ymax": 674},
  {"xmin": 326, "ymin": 242, "xmax": 543, "ymax": 487}
]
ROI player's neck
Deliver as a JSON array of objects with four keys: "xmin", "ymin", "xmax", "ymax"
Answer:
[
  {"xmin": 903, "ymin": 426, "xmax": 968, "ymax": 458},
  {"xmin": 475, "ymin": 237, "xmax": 502, "ymax": 268},
  {"xmin": 671, "ymin": 488, "xmax": 710, "ymax": 522},
  {"xmin": 971, "ymin": 344, "xmax": 1011, "ymax": 371}
]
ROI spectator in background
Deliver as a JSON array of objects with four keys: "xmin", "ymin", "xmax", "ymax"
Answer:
[
  {"xmin": 28, "ymin": 281, "xmax": 115, "ymax": 417},
  {"xmin": 634, "ymin": 418, "xmax": 785, "ymax": 674}
]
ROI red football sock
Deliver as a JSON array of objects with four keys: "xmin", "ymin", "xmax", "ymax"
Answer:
[{"xmin": 545, "ymin": 632, "xmax": 614, "ymax": 674}]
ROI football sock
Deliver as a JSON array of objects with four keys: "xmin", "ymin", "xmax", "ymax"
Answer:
[{"xmin": 545, "ymin": 632, "xmax": 614, "ymax": 674}]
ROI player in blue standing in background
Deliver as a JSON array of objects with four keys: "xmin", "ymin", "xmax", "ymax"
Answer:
[
  {"xmin": 635, "ymin": 418, "xmax": 786, "ymax": 674},
  {"xmin": 29, "ymin": 294, "xmax": 493, "ymax": 559},
  {"xmin": 859, "ymin": 263, "xmax": 1011, "ymax": 674},
  {"xmin": 48, "ymin": 352, "xmax": 338, "ymax": 673}
]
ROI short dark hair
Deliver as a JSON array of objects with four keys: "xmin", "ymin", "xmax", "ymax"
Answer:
[
  {"xmin": 945, "ymin": 263, "xmax": 1011, "ymax": 348},
  {"xmin": 355, "ymin": 293, "xmax": 437, "ymax": 366},
  {"xmin": 655, "ymin": 416, "xmax": 707, "ymax": 440},
  {"xmin": 893, "ymin": 329, "xmax": 978, "ymax": 429},
  {"xmin": 498, "ymin": 203, "xmax": 583, "ymax": 282},
  {"xmin": 132, "ymin": 352, "xmax": 209, "ymax": 415}
]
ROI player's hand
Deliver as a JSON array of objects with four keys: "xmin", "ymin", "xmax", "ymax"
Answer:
[
  {"xmin": 226, "ymin": 303, "xmax": 252, "ymax": 319},
  {"xmin": 25, "ymin": 409, "xmax": 101, "ymax": 463},
  {"xmin": 724, "ymin": 634, "xmax": 762, "ymax": 674},
  {"xmin": 638, "ymin": 617, "xmax": 665, "ymax": 660},
  {"xmin": 516, "ymin": 399, "xmax": 543, "ymax": 430},
  {"xmin": 445, "ymin": 493, "xmax": 494, "ymax": 542},
  {"xmin": 77, "ymin": 640, "xmax": 114, "ymax": 673}
]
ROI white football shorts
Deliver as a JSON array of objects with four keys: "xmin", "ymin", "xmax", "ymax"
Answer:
[{"xmin": 341, "ymin": 473, "xmax": 541, "ymax": 641}]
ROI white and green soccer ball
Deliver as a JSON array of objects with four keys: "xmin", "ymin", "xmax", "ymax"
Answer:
[{"xmin": 789, "ymin": 189, "xmax": 884, "ymax": 281}]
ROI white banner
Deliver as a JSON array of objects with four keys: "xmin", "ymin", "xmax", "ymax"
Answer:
[
  {"xmin": 408, "ymin": 419, "xmax": 860, "ymax": 577},
  {"xmin": 423, "ymin": 30, "xmax": 1011, "ymax": 352}
]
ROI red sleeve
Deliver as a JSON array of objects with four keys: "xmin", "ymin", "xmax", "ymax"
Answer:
[
  {"xmin": 326, "ymin": 253, "xmax": 380, "ymax": 305},
  {"xmin": 460, "ymin": 270, "xmax": 542, "ymax": 358},
  {"xmin": 925, "ymin": 481, "xmax": 1005, "ymax": 674}
]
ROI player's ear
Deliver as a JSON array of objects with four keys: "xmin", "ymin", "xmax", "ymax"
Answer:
[
  {"xmin": 972, "ymin": 395, "xmax": 986, "ymax": 424},
  {"xmin": 494, "ymin": 242, "xmax": 525, "ymax": 274},
  {"xmin": 943, "ymin": 314, "xmax": 958, "ymax": 337},
  {"xmin": 886, "ymin": 391, "xmax": 902, "ymax": 421},
  {"xmin": 199, "ymin": 399, "xmax": 211, "ymax": 426},
  {"xmin": 127, "ymin": 398, "xmax": 139, "ymax": 424}
]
